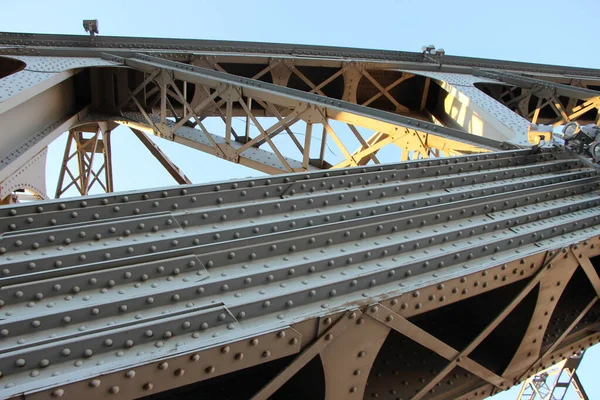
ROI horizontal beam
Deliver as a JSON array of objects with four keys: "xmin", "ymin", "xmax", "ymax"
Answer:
[
  {"xmin": 475, "ymin": 69, "xmax": 600, "ymax": 101},
  {"xmin": 2, "ymin": 31, "xmax": 600, "ymax": 78}
]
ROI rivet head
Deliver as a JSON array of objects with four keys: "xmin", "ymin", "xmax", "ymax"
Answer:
[
  {"xmin": 158, "ymin": 362, "xmax": 168, "ymax": 370},
  {"xmin": 205, "ymin": 366, "xmax": 215, "ymax": 374},
  {"xmin": 108, "ymin": 386, "xmax": 119, "ymax": 394},
  {"xmin": 89, "ymin": 379, "xmax": 101, "ymax": 388},
  {"xmin": 125, "ymin": 370, "xmax": 135, "ymax": 379},
  {"xmin": 143, "ymin": 383, "xmax": 153, "ymax": 390},
  {"xmin": 52, "ymin": 389, "xmax": 64, "ymax": 397},
  {"xmin": 325, "ymin": 333, "xmax": 333, "ymax": 341},
  {"xmin": 174, "ymin": 368, "xmax": 185, "ymax": 376}
]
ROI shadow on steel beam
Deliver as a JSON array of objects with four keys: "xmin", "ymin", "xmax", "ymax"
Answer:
[
  {"xmin": 139, "ymin": 352, "xmax": 325, "ymax": 400},
  {"xmin": 364, "ymin": 279, "xmax": 539, "ymax": 399},
  {"xmin": 542, "ymin": 264, "xmax": 600, "ymax": 352},
  {"xmin": 0, "ymin": 56, "xmax": 25, "ymax": 80}
]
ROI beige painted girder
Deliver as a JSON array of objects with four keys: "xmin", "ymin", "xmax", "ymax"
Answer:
[
  {"xmin": 412, "ymin": 249, "xmax": 564, "ymax": 400},
  {"xmin": 318, "ymin": 311, "xmax": 390, "ymax": 399},
  {"xmin": 367, "ymin": 304, "xmax": 508, "ymax": 388},
  {"xmin": 250, "ymin": 310, "xmax": 360, "ymax": 400},
  {"xmin": 499, "ymin": 244, "xmax": 600, "ymax": 399}
]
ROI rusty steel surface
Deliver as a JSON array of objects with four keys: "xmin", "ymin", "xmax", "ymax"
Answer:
[{"xmin": 1, "ymin": 31, "xmax": 600, "ymax": 400}]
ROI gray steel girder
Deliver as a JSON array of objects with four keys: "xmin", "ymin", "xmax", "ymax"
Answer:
[
  {"xmin": 2, "ymin": 31, "xmax": 600, "ymax": 78},
  {"xmin": 0, "ymin": 148, "xmax": 600, "ymax": 399}
]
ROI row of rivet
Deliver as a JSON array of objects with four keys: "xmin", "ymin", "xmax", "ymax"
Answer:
[
  {"xmin": 36, "ymin": 328, "xmax": 300, "ymax": 398},
  {"xmin": 3, "ymin": 173, "xmax": 595, "ymax": 279},
  {"xmin": 0, "ymin": 304, "xmax": 235, "ymax": 376},
  {"xmin": 0, "ymin": 254, "xmax": 202, "ymax": 306},
  {"xmin": 0, "ymin": 155, "xmax": 570, "ymax": 237},
  {"xmin": 1, "ymin": 149, "xmax": 530, "ymax": 224},
  {"xmin": 2, "ymin": 191, "xmax": 597, "ymax": 328},
  {"xmin": 1, "ymin": 189, "xmax": 596, "ymax": 335}
]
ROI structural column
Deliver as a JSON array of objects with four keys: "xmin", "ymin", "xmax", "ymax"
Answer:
[{"xmin": 55, "ymin": 122, "xmax": 113, "ymax": 198}]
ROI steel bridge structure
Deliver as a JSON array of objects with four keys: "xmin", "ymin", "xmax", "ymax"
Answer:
[{"xmin": 0, "ymin": 29, "xmax": 600, "ymax": 400}]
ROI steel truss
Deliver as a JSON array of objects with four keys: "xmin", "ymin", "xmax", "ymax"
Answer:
[
  {"xmin": 54, "ymin": 121, "xmax": 191, "ymax": 197},
  {"xmin": 2, "ymin": 33, "xmax": 600, "ymax": 201},
  {"xmin": 517, "ymin": 351, "xmax": 588, "ymax": 400},
  {"xmin": 475, "ymin": 71, "xmax": 600, "ymax": 127},
  {"xmin": 1, "ymin": 31, "xmax": 600, "ymax": 400},
  {"xmin": 109, "ymin": 54, "xmax": 508, "ymax": 175},
  {"xmin": 55, "ymin": 123, "xmax": 114, "ymax": 197}
]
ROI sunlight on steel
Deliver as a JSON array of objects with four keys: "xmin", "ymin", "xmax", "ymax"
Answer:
[{"xmin": 2, "ymin": 31, "xmax": 600, "ymax": 399}]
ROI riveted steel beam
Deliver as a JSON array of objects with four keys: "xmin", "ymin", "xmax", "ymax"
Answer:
[
  {"xmin": 0, "ymin": 148, "xmax": 598, "ymax": 399},
  {"xmin": 3, "ymin": 32, "xmax": 600, "ymax": 400},
  {"xmin": 3, "ymin": 32, "xmax": 600, "ymax": 78},
  {"xmin": 250, "ymin": 310, "xmax": 358, "ymax": 400}
]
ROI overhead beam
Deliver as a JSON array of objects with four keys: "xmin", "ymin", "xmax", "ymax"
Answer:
[
  {"xmin": 2, "ymin": 32, "xmax": 600, "ymax": 78},
  {"xmin": 111, "ymin": 53, "xmax": 515, "ymax": 152},
  {"xmin": 475, "ymin": 69, "xmax": 600, "ymax": 101}
]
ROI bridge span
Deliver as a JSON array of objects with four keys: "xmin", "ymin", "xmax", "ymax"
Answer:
[{"xmin": 0, "ymin": 29, "xmax": 600, "ymax": 399}]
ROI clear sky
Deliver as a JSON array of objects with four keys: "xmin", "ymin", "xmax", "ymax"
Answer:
[{"xmin": 1, "ymin": 0, "xmax": 599, "ymax": 398}]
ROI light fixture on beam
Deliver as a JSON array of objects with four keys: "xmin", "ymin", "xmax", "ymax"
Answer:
[
  {"xmin": 83, "ymin": 19, "xmax": 99, "ymax": 37},
  {"xmin": 421, "ymin": 44, "xmax": 436, "ymax": 54}
]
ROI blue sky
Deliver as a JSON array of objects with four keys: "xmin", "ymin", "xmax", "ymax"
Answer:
[{"xmin": 1, "ymin": 0, "xmax": 599, "ymax": 398}]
